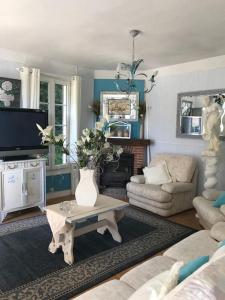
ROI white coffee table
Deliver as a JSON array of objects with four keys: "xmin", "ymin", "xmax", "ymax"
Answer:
[{"xmin": 45, "ymin": 195, "xmax": 128, "ymax": 265}]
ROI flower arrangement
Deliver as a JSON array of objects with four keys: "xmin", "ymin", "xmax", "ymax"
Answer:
[{"xmin": 36, "ymin": 119, "xmax": 123, "ymax": 170}]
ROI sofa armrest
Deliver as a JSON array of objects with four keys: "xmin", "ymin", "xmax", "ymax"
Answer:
[
  {"xmin": 210, "ymin": 221, "xmax": 225, "ymax": 241},
  {"xmin": 130, "ymin": 175, "xmax": 145, "ymax": 184},
  {"xmin": 202, "ymin": 189, "xmax": 224, "ymax": 201},
  {"xmin": 161, "ymin": 182, "xmax": 194, "ymax": 194},
  {"xmin": 220, "ymin": 205, "xmax": 225, "ymax": 216}
]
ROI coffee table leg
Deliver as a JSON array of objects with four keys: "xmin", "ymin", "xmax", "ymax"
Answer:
[
  {"xmin": 97, "ymin": 210, "xmax": 122, "ymax": 243},
  {"xmin": 62, "ymin": 223, "xmax": 75, "ymax": 265},
  {"xmin": 49, "ymin": 234, "xmax": 61, "ymax": 253}
]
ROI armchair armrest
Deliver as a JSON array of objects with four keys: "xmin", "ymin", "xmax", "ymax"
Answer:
[
  {"xmin": 161, "ymin": 182, "xmax": 194, "ymax": 194},
  {"xmin": 130, "ymin": 175, "xmax": 145, "ymax": 184}
]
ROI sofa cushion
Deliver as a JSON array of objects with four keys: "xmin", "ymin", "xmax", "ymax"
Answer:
[
  {"xmin": 193, "ymin": 196, "xmax": 225, "ymax": 228},
  {"xmin": 210, "ymin": 245, "xmax": 225, "ymax": 262},
  {"xmin": 74, "ymin": 279, "xmax": 135, "ymax": 300},
  {"xmin": 161, "ymin": 182, "xmax": 194, "ymax": 194},
  {"xmin": 126, "ymin": 182, "xmax": 172, "ymax": 202},
  {"xmin": 121, "ymin": 256, "xmax": 176, "ymax": 289},
  {"xmin": 143, "ymin": 161, "xmax": 172, "ymax": 185},
  {"xmin": 178, "ymin": 256, "xmax": 209, "ymax": 283},
  {"xmin": 210, "ymin": 222, "xmax": 225, "ymax": 242},
  {"xmin": 164, "ymin": 255, "xmax": 225, "ymax": 300},
  {"xmin": 128, "ymin": 261, "xmax": 183, "ymax": 300},
  {"xmin": 150, "ymin": 154, "xmax": 196, "ymax": 183},
  {"xmin": 163, "ymin": 230, "xmax": 218, "ymax": 263}
]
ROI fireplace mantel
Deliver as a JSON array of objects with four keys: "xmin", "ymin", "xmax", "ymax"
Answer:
[{"xmin": 107, "ymin": 138, "xmax": 151, "ymax": 146}]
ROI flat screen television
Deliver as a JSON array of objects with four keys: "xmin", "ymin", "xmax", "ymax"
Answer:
[{"xmin": 0, "ymin": 108, "xmax": 48, "ymax": 158}]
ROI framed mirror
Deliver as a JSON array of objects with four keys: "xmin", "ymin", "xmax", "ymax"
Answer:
[
  {"xmin": 100, "ymin": 91, "xmax": 139, "ymax": 122},
  {"xmin": 176, "ymin": 89, "xmax": 225, "ymax": 139}
]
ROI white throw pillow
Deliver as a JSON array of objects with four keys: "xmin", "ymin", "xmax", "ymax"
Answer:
[
  {"xmin": 143, "ymin": 161, "xmax": 172, "ymax": 185},
  {"xmin": 128, "ymin": 261, "xmax": 183, "ymax": 300}
]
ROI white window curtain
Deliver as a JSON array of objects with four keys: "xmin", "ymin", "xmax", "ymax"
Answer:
[
  {"xmin": 70, "ymin": 75, "xmax": 82, "ymax": 144},
  {"xmin": 19, "ymin": 67, "xmax": 40, "ymax": 109}
]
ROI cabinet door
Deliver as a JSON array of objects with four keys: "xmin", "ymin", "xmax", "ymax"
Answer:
[
  {"xmin": 24, "ymin": 167, "xmax": 42, "ymax": 205},
  {"xmin": 1, "ymin": 170, "xmax": 23, "ymax": 210}
]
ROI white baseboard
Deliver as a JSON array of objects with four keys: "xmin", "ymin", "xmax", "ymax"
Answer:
[{"xmin": 46, "ymin": 190, "xmax": 74, "ymax": 200}]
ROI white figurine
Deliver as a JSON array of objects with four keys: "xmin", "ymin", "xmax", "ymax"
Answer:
[{"xmin": 202, "ymin": 96, "xmax": 222, "ymax": 154}]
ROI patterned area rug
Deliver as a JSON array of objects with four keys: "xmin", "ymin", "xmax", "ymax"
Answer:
[{"xmin": 0, "ymin": 207, "xmax": 195, "ymax": 300}]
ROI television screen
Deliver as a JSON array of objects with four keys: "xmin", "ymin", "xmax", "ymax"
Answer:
[{"xmin": 0, "ymin": 108, "xmax": 48, "ymax": 157}]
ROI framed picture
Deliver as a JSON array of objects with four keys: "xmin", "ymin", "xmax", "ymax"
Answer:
[
  {"xmin": 0, "ymin": 77, "xmax": 21, "ymax": 108},
  {"xmin": 101, "ymin": 91, "xmax": 139, "ymax": 122},
  {"xmin": 108, "ymin": 98, "xmax": 131, "ymax": 115},
  {"xmin": 108, "ymin": 121, "xmax": 131, "ymax": 139}
]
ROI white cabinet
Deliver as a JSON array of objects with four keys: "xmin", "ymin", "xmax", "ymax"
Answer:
[{"xmin": 0, "ymin": 159, "xmax": 46, "ymax": 223}]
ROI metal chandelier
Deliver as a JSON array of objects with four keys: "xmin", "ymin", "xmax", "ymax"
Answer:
[{"xmin": 115, "ymin": 30, "xmax": 158, "ymax": 94}]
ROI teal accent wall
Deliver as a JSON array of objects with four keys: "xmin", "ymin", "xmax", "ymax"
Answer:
[
  {"xmin": 94, "ymin": 79, "xmax": 145, "ymax": 138},
  {"xmin": 46, "ymin": 173, "xmax": 71, "ymax": 193}
]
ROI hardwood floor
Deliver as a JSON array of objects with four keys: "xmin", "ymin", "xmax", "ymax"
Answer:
[{"xmin": 2, "ymin": 195, "xmax": 203, "ymax": 297}]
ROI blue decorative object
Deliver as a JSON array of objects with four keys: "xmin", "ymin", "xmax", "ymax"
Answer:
[
  {"xmin": 212, "ymin": 192, "xmax": 225, "ymax": 208},
  {"xmin": 178, "ymin": 256, "xmax": 209, "ymax": 283}
]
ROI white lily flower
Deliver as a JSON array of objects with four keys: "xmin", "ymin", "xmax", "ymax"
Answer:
[
  {"xmin": 82, "ymin": 128, "xmax": 90, "ymax": 136},
  {"xmin": 77, "ymin": 140, "xmax": 83, "ymax": 146},
  {"xmin": 117, "ymin": 148, "xmax": 123, "ymax": 155},
  {"xmin": 44, "ymin": 126, "xmax": 53, "ymax": 135},
  {"xmin": 105, "ymin": 131, "xmax": 111, "ymax": 138},
  {"xmin": 104, "ymin": 142, "xmax": 110, "ymax": 148},
  {"xmin": 55, "ymin": 135, "xmax": 64, "ymax": 143}
]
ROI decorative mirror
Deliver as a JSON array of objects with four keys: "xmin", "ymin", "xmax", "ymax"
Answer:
[
  {"xmin": 176, "ymin": 89, "xmax": 225, "ymax": 139},
  {"xmin": 100, "ymin": 91, "xmax": 139, "ymax": 122}
]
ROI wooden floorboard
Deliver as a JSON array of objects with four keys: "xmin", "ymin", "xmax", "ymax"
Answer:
[{"xmin": 2, "ymin": 195, "xmax": 203, "ymax": 297}]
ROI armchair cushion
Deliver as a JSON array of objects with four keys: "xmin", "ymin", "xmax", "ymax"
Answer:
[
  {"xmin": 126, "ymin": 182, "xmax": 172, "ymax": 202},
  {"xmin": 150, "ymin": 154, "xmax": 196, "ymax": 183},
  {"xmin": 143, "ymin": 161, "xmax": 172, "ymax": 185},
  {"xmin": 161, "ymin": 182, "xmax": 194, "ymax": 194},
  {"xmin": 130, "ymin": 175, "xmax": 145, "ymax": 184}
]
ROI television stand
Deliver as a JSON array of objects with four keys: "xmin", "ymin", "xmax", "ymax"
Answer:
[{"xmin": 0, "ymin": 158, "xmax": 46, "ymax": 223}]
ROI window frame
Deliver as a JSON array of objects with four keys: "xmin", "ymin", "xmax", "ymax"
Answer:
[{"xmin": 40, "ymin": 75, "xmax": 71, "ymax": 171}]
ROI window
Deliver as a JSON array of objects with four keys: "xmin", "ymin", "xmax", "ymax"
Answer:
[{"xmin": 40, "ymin": 77, "xmax": 70, "ymax": 169}]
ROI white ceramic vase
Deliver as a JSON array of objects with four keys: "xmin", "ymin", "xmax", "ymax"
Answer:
[{"xmin": 75, "ymin": 168, "xmax": 99, "ymax": 206}]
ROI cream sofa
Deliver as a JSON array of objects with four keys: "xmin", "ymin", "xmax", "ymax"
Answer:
[
  {"xmin": 127, "ymin": 154, "xmax": 198, "ymax": 217},
  {"xmin": 74, "ymin": 225, "xmax": 225, "ymax": 300}
]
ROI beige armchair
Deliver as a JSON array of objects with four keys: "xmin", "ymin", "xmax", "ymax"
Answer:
[{"xmin": 126, "ymin": 154, "xmax": 198, "ymax": 217}]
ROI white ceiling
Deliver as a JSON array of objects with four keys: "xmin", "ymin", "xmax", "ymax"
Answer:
[{"xmin": 1, "ymin": 0, "xmax": 225, "ymax": 70}]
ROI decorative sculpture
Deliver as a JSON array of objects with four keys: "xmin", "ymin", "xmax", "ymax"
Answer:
[{"xmin": 202, "ymin": 96, "xmax": 223, "ymax": 195}]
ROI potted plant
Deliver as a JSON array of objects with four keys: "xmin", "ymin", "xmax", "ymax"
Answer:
[{"xmin": 37, "ymin": 119, "xmax": 123, "ymax": 206}]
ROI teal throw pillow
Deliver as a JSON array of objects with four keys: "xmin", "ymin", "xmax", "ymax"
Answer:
[
  {"xmin": 219, "ymin": 240, "xmax": 225, "ymax": 248},
  {"xmin": 212, "ymin": 192, "xmax": 225, "ymax": 208},
  {"xmin": 178, "ymin": 256, "xmax": 209, "ymax": 283}
]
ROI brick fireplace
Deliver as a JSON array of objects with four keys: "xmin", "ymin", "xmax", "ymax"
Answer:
[{"xmin": 108, "ymin": 138, "xmax": 151, "ymax": 175}]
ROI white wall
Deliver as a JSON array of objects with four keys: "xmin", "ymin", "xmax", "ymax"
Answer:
[{"xmin": 145, "ymin": 56, "xmax": 225, "ymax": 193}]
